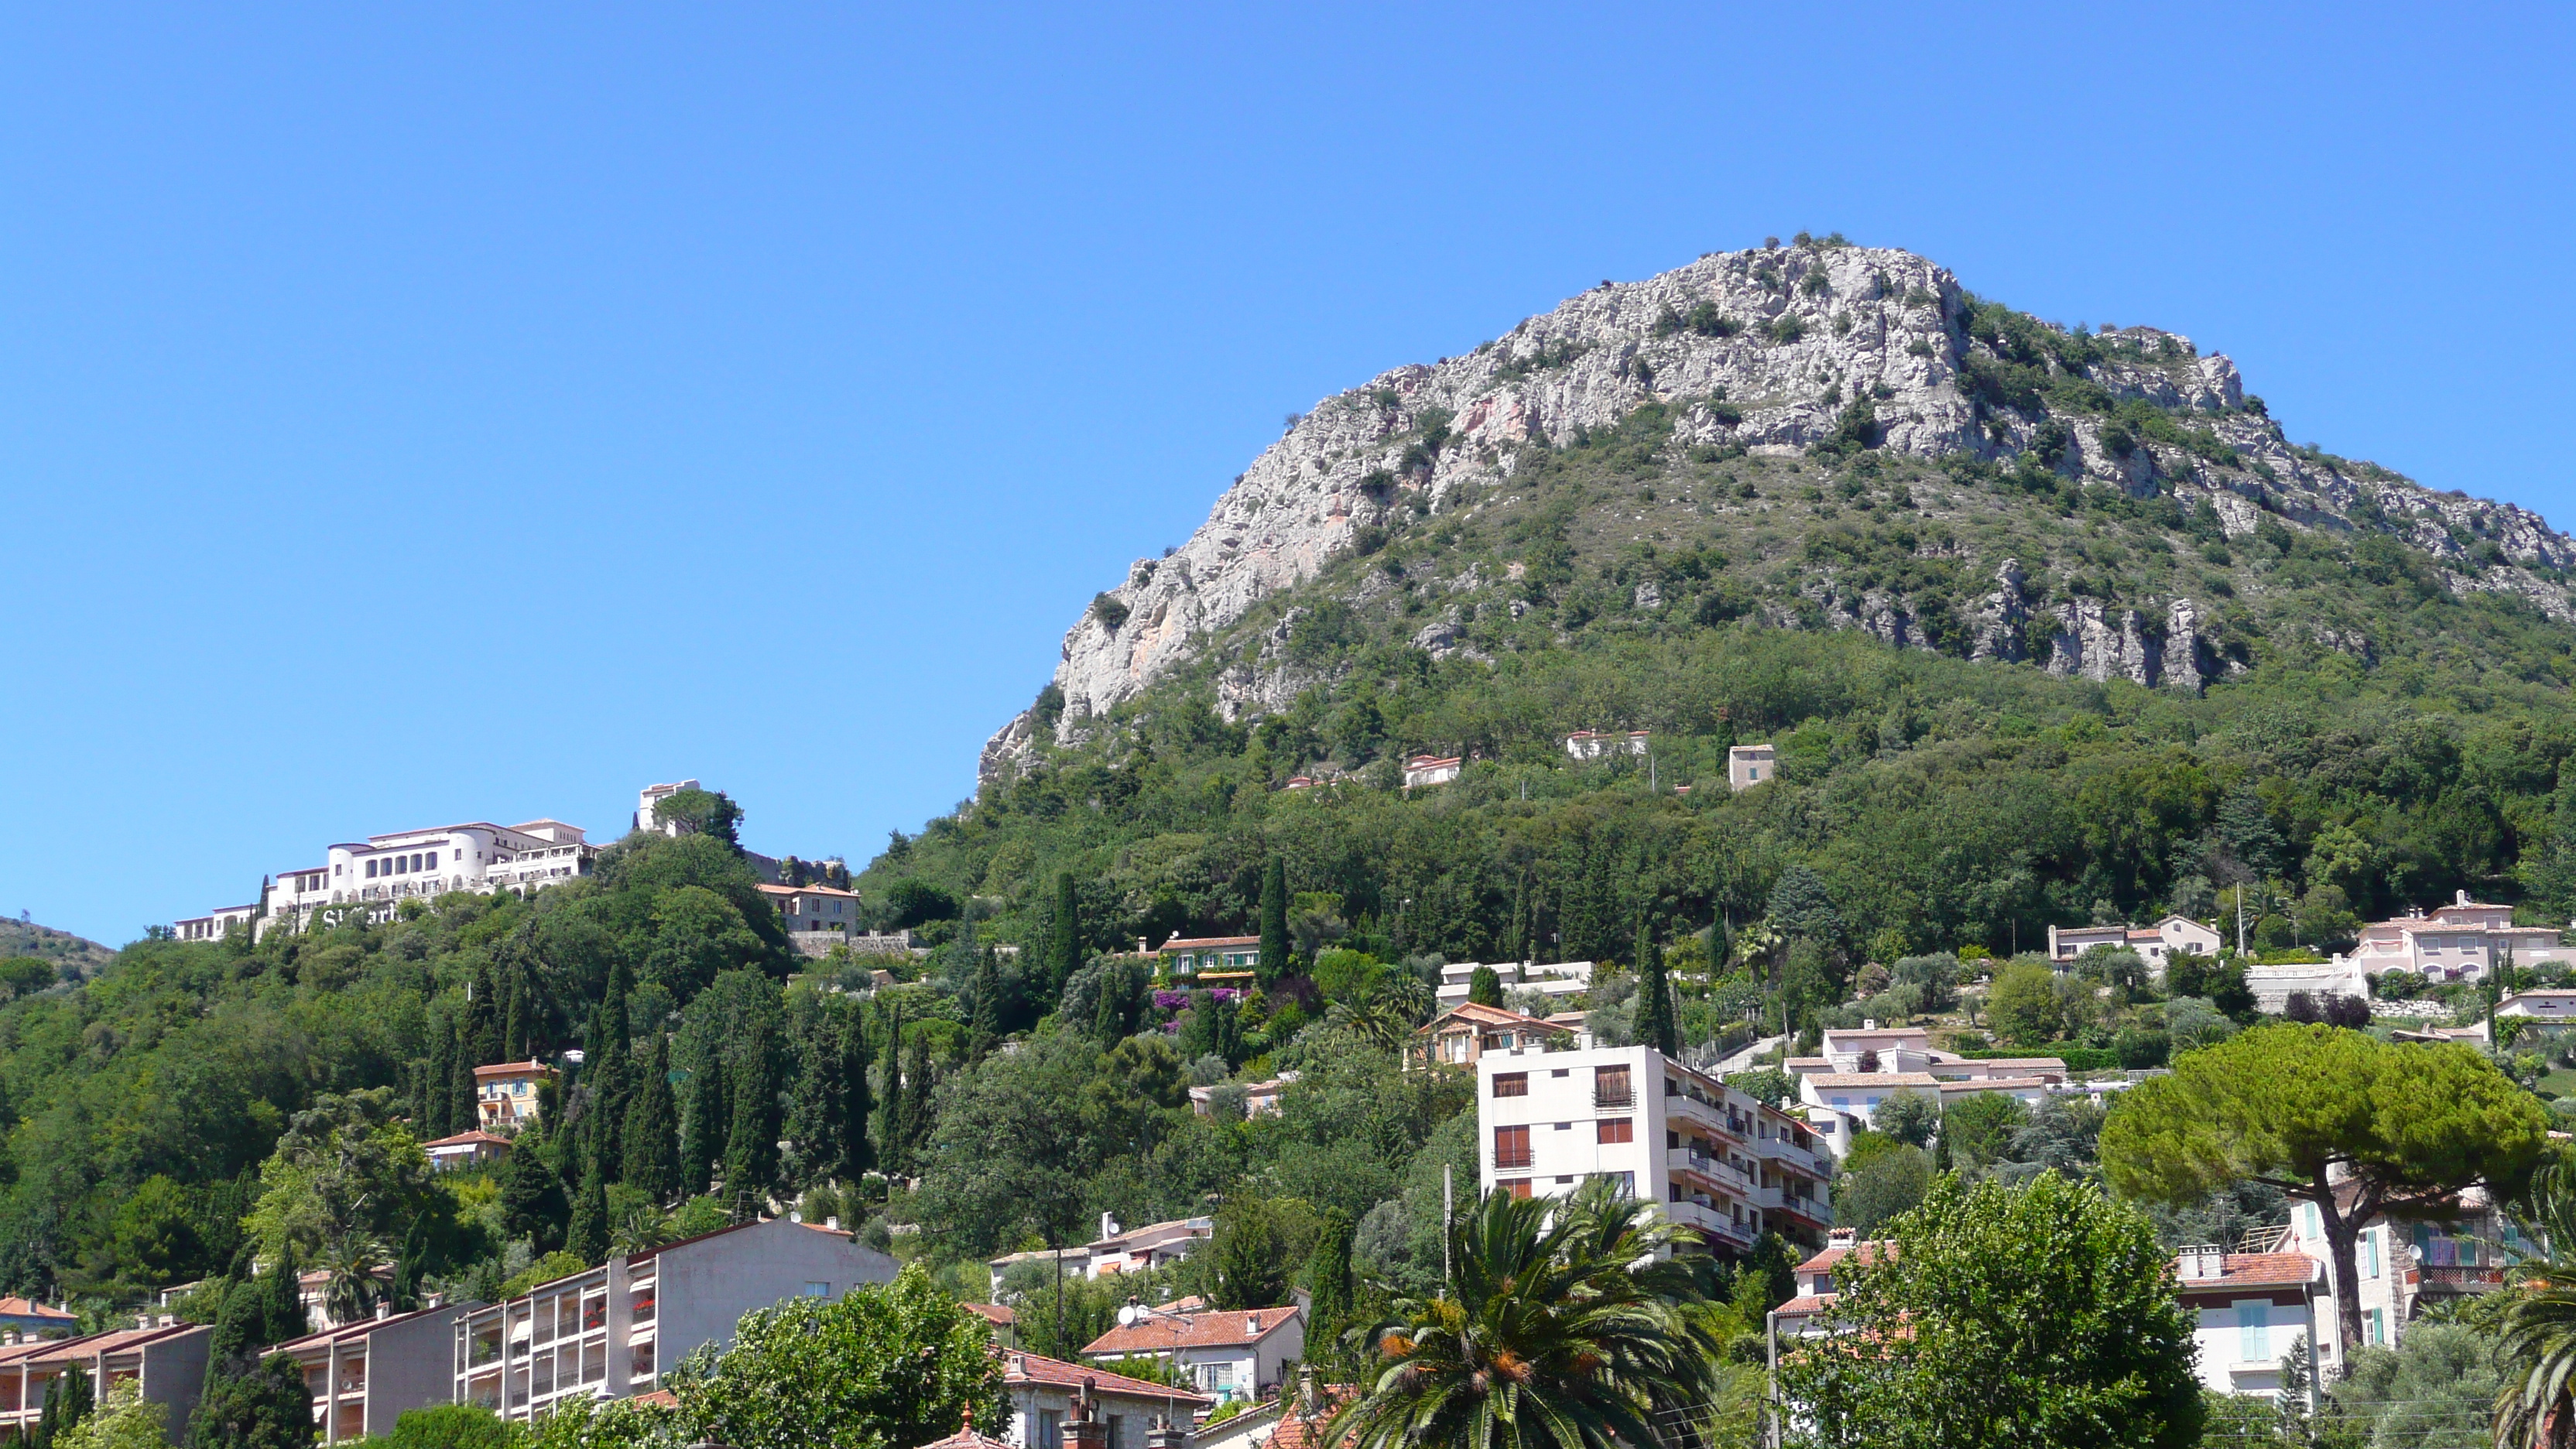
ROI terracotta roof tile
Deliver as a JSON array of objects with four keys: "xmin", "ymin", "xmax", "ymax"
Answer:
[
  {"xmin": 1082, "ymin": 1306, "xmax": 1301, "ymax": 1355},
  {"xmin": 1004, "ymin": 1349, "xmax": 1211, "ymax": 1405}
]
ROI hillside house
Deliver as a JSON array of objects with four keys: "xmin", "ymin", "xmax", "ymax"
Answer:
[
  {"xmin": 474, "ymin": 1061, "xmax": 554, "ymax": 1130},
  {"xmin": 0, "ymin": 1300, "xmax": 77, "ymax": 1338},
  {"xmin": 1410, "ymin": 1002, "xmax": 1574, "ymax": 1068},
  {"xmin": 987, "ymin": 1217, "xmax": 1214, "ymax": 1294},
  {"xmin": 1432, "ymin": 959, "xmax": 1594, "ymax": 1009},
  {"xmin": 1081, "ymin": 1306, "xmax": 1303, "ymax": 1405},
  {"xmin": 755, "ymin": 882, "xmax": 864, "ymax": 957},
  {"xmin": 1725, "ymin": 744, "xmax": 1776, "ymax": 790},
  {"xmin": 1564, "ymin": 730, "xmax": 1648, "ymax": 760},
  {"xmin": 1400, "ymin": 755, "xmax": 1462, "ymax": 789},
  {"xmin": 1156, "ymin": 936, "xmax": 1262, "ymax": 981},
  {"xmin": 2171, "ymin": 1247, "xmax": 2326, "ymax": 1403},
  {"xmin": 423, "ymin": 1129, "xmax": 512, "ymax": 1170},
  {"xmin": 1002, "ymin": 1350, "xmax": 1209, "ymax": 1449},
  {"xmin": 2046, "ymin": 914, "xmax": 2222, "ymax": 968},
  {"xmin": 2347, "ymin": 890, "xmax": 2575, "ymax": 982}
]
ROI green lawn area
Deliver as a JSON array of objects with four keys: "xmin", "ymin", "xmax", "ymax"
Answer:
[{"xmin": 2535, "ymin": 1067, "xmax": 2576, "ymax": 1099}]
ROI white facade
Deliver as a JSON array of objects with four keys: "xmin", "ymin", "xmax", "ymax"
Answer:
[
  {"xmin": 1726, "ymin": 744, "xmax": 1776, "ymax": 791},
  {"xmin": 176, "ymin": 904, "xmax": 258, "ymax": 943},
  {"xmin": 1434, "ymin": 960, "xmax": 1594, "ymax": 1009},
  {"xmin": 2244, "ymin": 960, "xmax": 2371, "ymax": 1013},
  {"xmin": 2499, "ymin": 990, "xmax": 2576, "ymax": 1020},
  {"xmin": 223, "ymin": 817, "xmax": 596, "ymax": 940},
  {"xmin": 2272, "ymin": 1188, "xmax": 2530, "ymax": 1365},
  {"xmin": 1476, "ymin": 1043, "xmax": 1832, "ymax": 1254},
  {"xmin": 634, "ymin": 780, "xmax": 701, "ymax": 834},
  {"xmin": 1564, "ymin": 730, "xmax": 1648, "ymax": 761},
  {"xmin": 2047, "ymin": 914, "xmax": 2223, "ymax": 968},
  {"xmin": 2170, "ymin": 1247, "xmax": 2325, "ymax": 1402},
  {"xmin": 1401, "ymin": 755, "xmax": 1462, "ymax": 789}
]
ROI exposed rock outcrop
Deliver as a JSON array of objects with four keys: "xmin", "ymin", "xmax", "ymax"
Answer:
[{"xmin": 986, "ymin": 242, "xmax": 2576, "ymax": 783}]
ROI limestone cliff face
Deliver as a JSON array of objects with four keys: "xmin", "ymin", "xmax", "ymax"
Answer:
[{"xmin": 982, "ymin": 242, "xmax": 2575, "ymax": 782}]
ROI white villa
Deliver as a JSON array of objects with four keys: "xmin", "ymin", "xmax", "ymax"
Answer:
[
  {"xmin": 2346, "ymin": 890, "xmax": 2574, "ymax": 982},
  {"xmin": 2045, "ymin": 914, "xmax": 2224, "ymax": 969}
]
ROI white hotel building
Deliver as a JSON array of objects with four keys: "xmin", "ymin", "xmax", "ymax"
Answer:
[
  {"xmin": 176, "ymin": 817, "xmax": 598, "ymax": 942},
  {"xmin": 1476, "ymin": 1043, "xmax": 1833, "ymax": 1255}
]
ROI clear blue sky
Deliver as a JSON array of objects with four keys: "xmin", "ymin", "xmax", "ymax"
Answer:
[{"xmin": 5, "ymin": 4, "xmax": 2570, "ymax": 946}]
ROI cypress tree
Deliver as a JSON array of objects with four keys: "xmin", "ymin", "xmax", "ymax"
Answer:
[
  {"xmin": 1466, "ymin": 965, "xmax": 1504, "ymax": 1009},
  {"xmin": 201, "ymin": 1262, "xmax": 262, "ymax": 1393},
  {"xmin": 465, "ymin": 963, "xmax": 501, "ymax": 1066},
  {"xmin": 262, "ymin": 1241, "xmax": 307, "ymax": 1344},
  {"xmin": 498, "ymin": 1134, "xmax": 570, "ymax": 1252},
  {"xmin": 502, "ymin": 970, "xmax": 528, "ymax": 1061},
  {"xmin": 872, "ymin": 1002, "xmax": 904, "ymax": 1172},
  {"xmin": 567, "ymin": 1159, "xmax": 608, "ymax": 1265},
  {"xmin": 679, "ymin": 1053, "xmax": 724, "ymax": 1201},
  {"xmin": 421, "ymin": 1020, "xmax": 454, "ymax": 1139},
  {"xmin": 839, "ymin": 1004, "xmax": 875, "ymax": 1180},
  {"xmin": 624, "ymin": 1035, "xmax": 681, "ymax": 1206},
  {"xmin": 191, "ymin": 1353, "xmax": 310, "ymax": 1449},
  {"xmin": 1257, "ymin": 856, "xmax": 1290, "ymax": 988},
  {"xmin": 1504, "ymin": 873, "xmax": 1528, "ymax": 964},
  {"xmin": 1635, "ymin": 921, "xmax": 1678, "ymax": 1055},
  {"xmin": 1049, "ymin": 872, "xmax": 1081, "ymax": 995},
  {"xmin": 448, "ymin": 1045, "xmax": 477, "ymax": 1138},
  {"xmin": 723, "ymin": 1019, "xmax": 781, "ymax": 1204},
  {"xmin": 1306, "ymin": 1208, "xmax": 1355, "ymax": 1373},
  {"xmin": 898, "ymin": 1031, "xmax": 935, "ymax": 1169},
  {"xmin": 968, "ymin": 950, "xmax": 1002, "ymax": 1060}
]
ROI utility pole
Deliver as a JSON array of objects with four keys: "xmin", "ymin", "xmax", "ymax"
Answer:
[{"xmin": 1442, "ymin": 1165, "xmax": 1454, "ymax": 1286}]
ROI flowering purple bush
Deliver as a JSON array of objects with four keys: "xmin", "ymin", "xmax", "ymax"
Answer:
[{"xmin": 1153, "ymin": 990, "xmax": 1192, "ymax": 1012}]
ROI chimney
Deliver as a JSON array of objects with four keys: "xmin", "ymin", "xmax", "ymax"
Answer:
[
  {"xmin": 1297, "ymin": 1364, "xmax": 1319, "ymax": 1416},
  {"xmin": 1862, "ymin": 1019, "xmax": 1877, "ymax": 1032},
  {"xmin": 374, "ymin": 1301, "xmax": 392, "ymax": 1321},
  {"xmin": 1064, "ymin": 1379, "xmax": 1108, "ymax": 1449},
  {"xmin": 2177, "ymin": 1245, "xmax": 2225, "ymax": 1281}
]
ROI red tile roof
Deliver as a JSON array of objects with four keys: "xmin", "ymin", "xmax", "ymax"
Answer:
[
  {"xmin": 1416, "ymin": 1002, "xmax": 1572, "ymax": 1036},
  {"xmin": 1082, "ymin": 1306, "xmax": 1300, "ymax": 1355},
  {"xmin": 1267, "ymin": 1390, "xmax": 1358, "ymax": 1449},
  {"xmin": 1158, "ymin": 936, "xmax": 1260, "ymax": 951},
  {"xmin": 472, "ymin": 1060, "xmax": 553, "ymax": 1079},
  {"xmin": 0, "ymin": 1299, "xmax": 76, "ymax": 1324},
  {"xmin": 423, "ymin": 1130, "xmax": 512, "ymax": 1149},
  {"xmin": 1003, "ymin": 1350, "xmax": 1211, "ymax": 1405},
  {"xmin": 1794, "ymin": 1241, "xmax": 1896, "ymax": 1276},
  {"xmin": 962, "ymin": 1302, "xmax": 1016, "ymax": 1327},
  {"xmin": 2173, "ymin": 1253, "xmax": 2321, "ymax": 1290}
]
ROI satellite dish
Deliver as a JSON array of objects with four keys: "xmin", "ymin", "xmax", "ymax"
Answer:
[{"xmin": 1116, "ymin": 1304, "xmax": 1139, "ymax": 1327}]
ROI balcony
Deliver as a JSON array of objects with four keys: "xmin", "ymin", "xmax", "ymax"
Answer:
[
  {"xmin": 1668, "ymin": 1146, "xmax": 1756, "ymax": 1197},
  {"xmin": 1663, "ymin": 1091, "xmax": 1749, "ymax": 1143},
  {"xmin": 2415, "ymin": 1263, "xmax": 2505, "ymax": 1294},
  {"xmin": 1663, "ymin": 1197, "xmax": 1756, "ymax": 1246}
]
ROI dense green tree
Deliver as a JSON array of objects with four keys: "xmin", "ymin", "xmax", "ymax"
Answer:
[
  {"xmin": 967, "ymin": 950, "xmax": 1003, "ymax": 1059},
  {"xmin": 1833, "ymin": 1144, "xmax": 1932, "ymax": 1235},
  {"xmin": 375, "ymin": 1405, "xmax": 517, "ymax": 1449},
  {"xmin": 1871, "ymin": 1089, "xmax": 1938, "ymax": 1149},
  {"xmin": 838, "ymin": 1005, "xmax": 874, "ymax": 1180},
  {"xmin": 722, "ymin": 1017, "xmax": 781, "ymax": 1204},
  {"xmin": 566, "ymin": 1161, "xmax": 608, "ymax": 1265},
  {"xmin": 1258, "ymin": 856, "xmax": 1291, "ymax": 988},
  {"xmin": 2493, "ymin": 1160, "xmax": 2576, "ymax": 1446},
  {"xmin": 671, "ymin": 1266, "xmax": 1004, "ymax": 1449},
  {"xmin": 1205, "ymin": 1196, "xmax": 1294, "ymax": 1310},
  {"xmin": 650, "ymin": 788, "xmax": 744, "ymax": 846},
  {"xmin": 1766, "ymin": 865, "xmax": 1846, "ymax": 951},
  {"xmin": 913, "ymin": 1032, "xmax": 1105, "ymax": 1261},
  {"xmin": 1782, "ymin": 1172, "xmax": 2201, "ymax": 1449},
  {"xmin": 1305, "ymin": 1208, "xmax": 1356, "ymax": 1374},
  {"xmin": 1632, "ymin": 923, "xmax": 1676, "ymax": 1054},
  {"xmin": 191, "ymin": 1354, "xmax": 314, "ymax": 1449},
  {"xmin": 2101, "ymin": 1023, "xmax": 2548, "ymax": 1354},
  {"xmin": 681, "ymin": 1053, "xmax": 726, "ymax": 1201},
  {"xmin": 259, "ymin": 1241, "xmax": 306, "ymax": 1348},
  {"xmin": 872, "ymin": 1000, "xmax": 905, "ymax": 1173},
  {"xmin": 1938, "ymin": 1092, "xmax": 2028, "ymax": 1173},
  {"xmin": 896, "ymin": 1031, "xmax": 936, "ymax": 1171},
  {"xmin": 1464, "ymin": 965, "xmax": 1502, "ymax": 1009},
  {"xmin": 1047, "ymin": 872, "xmax": 1082, "ymax": 996},
  {"xmin": 502, "ymin": 971, "xmax": 527, "ymax": 1062},
  {"xmin": 36, "ymin": 1350, "xmax": 95, "ymax": 1449},
  {"xmin": 622, "ymin": 1036, "xmax": 680, "ymax": 1207}
]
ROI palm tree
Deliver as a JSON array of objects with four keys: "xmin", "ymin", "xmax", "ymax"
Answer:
[
  {"xmin": 2496, "ymin": 1161, "xmax": 2576, "ymax": 1447},
  {"xmin": 1328, "ymin": 1180, "xmax": 1739, "ymax": 1449},
  {"xmin": 318, "ymin": 1234, "xmax": 385, "ymax": 1326}
]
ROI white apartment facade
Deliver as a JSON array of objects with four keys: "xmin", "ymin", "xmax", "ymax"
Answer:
[
  {"xmin": 450, "ymin": 1218, "xmax": 896, "ymax": 1423},
  {"xmin": 202, "ymin": 817, "xmax": 598, "ymax": 941},
  {"xmin": 1433, "ymin": 959, "xmax": 1594, "ymax": 1009},
  {"xmin": 1476, "ymin": 1043, "xmax": 1832, "ymax": 1255},
  {"xmin": 1401, "ymin": 755, "xmax": 1463, "ymax": 789},
  {"xmin": 1564, "ymin": 730, "xmax": 1649, "ymax": 761}
]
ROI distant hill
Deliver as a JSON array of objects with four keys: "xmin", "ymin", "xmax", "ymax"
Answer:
[
  {"xmin": 0, "ymin": 919, "xmax": 116, "ymax": 980},
  {"xmin": 855, "ymin": 236, "xmax": 2576, "ymax": 973}
]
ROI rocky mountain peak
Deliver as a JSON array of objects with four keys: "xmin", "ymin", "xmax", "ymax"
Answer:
[{"xmin": 982, "ymin": 240, "xmax": 2574, "ymax": 784}]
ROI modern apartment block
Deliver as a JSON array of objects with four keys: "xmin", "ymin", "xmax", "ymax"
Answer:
[
  {"xmin": 0, "ymin": 1322, "xmax": 211, "ymax": 1439},
  {"xmin": 278, "ymin": 1304, "xmax": 476, "ymax": 1444},
  {"xmin": 1476, "ymin": 1043, "xmax": 1832, "ymax": 1253},
  {"xmin": 450, "ymin": 1218, "xmax": 896, "ymax": 1423}
]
